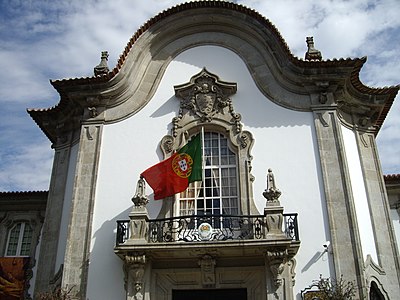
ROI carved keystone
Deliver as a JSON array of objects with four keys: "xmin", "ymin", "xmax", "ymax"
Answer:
[{"xmin": 198, "ymin": 254, "xmax": 216, "ymax": 288}]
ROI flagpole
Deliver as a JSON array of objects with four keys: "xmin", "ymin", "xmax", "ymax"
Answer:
[{"xmin": 201, "ymin": 126, "xmax": 206, "ymax": 215}]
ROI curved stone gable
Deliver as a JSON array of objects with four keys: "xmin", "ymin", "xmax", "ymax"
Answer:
[{"xmin": 28, "ymin": 1, "xmax": 398, "ymax": 144}]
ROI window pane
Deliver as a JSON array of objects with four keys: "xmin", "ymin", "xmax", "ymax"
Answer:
[
  {"xmin": 20, "ymin": 224, "xmax": 33, "ymax": 256},
  {"xmin": 6, "ymin": 222, "xmax": 33, "ymax": 257},
  {"xmin": 179, "ymin": 132, "xmax": 239, "ymax": 221},
  {"xmin": 6, "ymin": 223, "xmax": 21, "ymax": 256}
]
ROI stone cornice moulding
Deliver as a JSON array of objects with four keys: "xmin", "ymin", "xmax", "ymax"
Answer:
[{"xmin": 28, "ymin": 2, "xmax": 398, "ymax": 143}]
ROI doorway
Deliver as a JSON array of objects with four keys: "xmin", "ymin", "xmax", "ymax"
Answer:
[{"xmin": 172, "ymin": 288, "xmax": 247, "ymax": 300}]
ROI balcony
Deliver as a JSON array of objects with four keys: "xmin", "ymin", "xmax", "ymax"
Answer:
[
  {"xmin": 113, "ymin": 173, "xmax": 301, "ymax": 298},
  {"xmin": 116, "ymin": 213, "xmax": 299, "ymax": 246}
]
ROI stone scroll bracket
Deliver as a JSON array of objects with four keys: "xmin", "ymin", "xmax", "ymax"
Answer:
[
  {"xmin": 266, "ymin": 250, "xmax": 287, "ymax": 289},
  {"xmin": 265, "ymin": 250, "xmax": 298, "ymax": 300},
  {"xmin": 124, "ymin": 253, "xmax": 147, "ymax": 300}
]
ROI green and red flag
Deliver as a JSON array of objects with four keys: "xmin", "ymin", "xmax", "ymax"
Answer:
[{"xmin": 141, "ymin": 134, "xmax": 202, "ymax": 200}]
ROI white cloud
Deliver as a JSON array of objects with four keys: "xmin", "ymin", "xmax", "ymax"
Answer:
[{"xmin": 0, "ymin": 142, "xmax": 53, "ymax": 191}]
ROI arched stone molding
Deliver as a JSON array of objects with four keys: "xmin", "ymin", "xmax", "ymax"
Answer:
[
  {"xmin": 156, "ymin": 69, "xmax": 256, "ymax": 218},
  {"xmin": 364, "ymin": 255, "xmax": 391, "ymax": 300},
  {"xmin": 97, "ymin": 14, "xmax": 319, "ymax": 121},
  {"xmin": 31, "ymin": 2, "xmax": 396, "ymax": 145}
]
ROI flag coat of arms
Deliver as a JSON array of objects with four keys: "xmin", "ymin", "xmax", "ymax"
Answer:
[{"xmin": 141, "ymin": 134, "xmax": 202, "ymax": 200}]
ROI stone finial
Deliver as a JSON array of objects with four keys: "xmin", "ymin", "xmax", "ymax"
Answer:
[
  {"xmin": 132, "ymin": 176, "xmax": 149, "ymax": 207},
  {"xmin": 263, "ymin": 168, "xmax": 282, "ymax": 202},
  {"xmin": 305, "ymin": 37, "xmax": 322, "ymax": 61},
  {"xmin": 94, "ymin": 51, "xmax": 109, "ymax": 76}
]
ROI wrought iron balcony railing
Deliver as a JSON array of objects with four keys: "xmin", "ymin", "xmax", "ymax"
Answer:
[
  {"xmin": 116, "ymin": 213, "xmax": 299, "ymax": 246},
  {"xmin": 149, "ymin": 214, "xmax": 264, "ymax": 243}
]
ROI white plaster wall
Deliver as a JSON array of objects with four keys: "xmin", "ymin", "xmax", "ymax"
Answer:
[
  {"xmin": 88, "ymin": 46, "xmax": 332, "ymax": 299},
  {"xmin": 341, "ymin": 126, "xmax": 378, "ymax": 263},
  {"xmin": 391, "ymin": 209, "xmax": 400, "ymax": 254},
  {"xmin": 55, "ymin": 143, "xmax": 79, "ymax": 270}
]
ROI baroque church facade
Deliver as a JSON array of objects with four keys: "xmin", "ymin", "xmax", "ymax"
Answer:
[{"xmin": 1, "ymin": 1, "xmax": 400, "ymax": 299}]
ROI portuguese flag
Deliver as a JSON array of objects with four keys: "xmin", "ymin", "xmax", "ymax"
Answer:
[{"xmin": 141, "ymin": 134, "xmax": 202, "ymax": 200}]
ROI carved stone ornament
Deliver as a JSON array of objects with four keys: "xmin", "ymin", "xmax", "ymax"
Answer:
[
  {"xmin": 86, "ymin": 96, "xmax": 100, "ymax": 118},
  {"xmin": 161, "ymin": 135, "xmax": 174, "ymax": 154},
  {"xmin": 266, "ymin": 250, "xmax": 287, "ymax": 288},
  {"xmin": 174, "ymin": 68, "xmax": 238, "ymax": 134},
  {"xmin": 288, "ymin": 258, "xmax": 297, "ymax": 287},
  {"xmin": 131, "ymin": 176, "xmax": 149, "ymax": 208},
  {"xmin": 94, "ymin": 51, "xmax": 110, "ymax": 76},
  {"xmin": 305, "ymin": 36, "xmax": 322, "ymax": 61},
  {"xmin": 129, "ymin": 177, "xmax": 149, "ymax": 241},
  {"xmin": 124, "ymin": 253, "xmax": 146, "ymax": 300},
  {"xmin": 263, "ymin": 169, "xmax": 282, "ymax": 203},
  {"xmin": 198, "ymin": 254, "xmax": 216, "ymax": 287}
]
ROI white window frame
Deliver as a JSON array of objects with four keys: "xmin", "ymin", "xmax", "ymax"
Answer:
[
  {"xmin": 178, "ymin": 131, "xmax": 240, "ymax": 217},
  {"xmin": 5, "ymin": 222, "xmax": 33, "ymax": 257},
  {"xmin": 156, "ymin": 69, "xmax": 257, "ymax": 219}
]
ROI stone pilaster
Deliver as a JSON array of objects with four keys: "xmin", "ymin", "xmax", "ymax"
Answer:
[
  {"xmin": 61, "ymin": 125, "xmax": 103, "ymax": 299},
  {"xmin": 34, "ymin": 138, "xmax": 73, "ymax": 294},
  {"xmin": 312, "ymin": 107, "xmax": 366, "ymax": 298},
  {"xmin": 355, "ymin": 131, "xmax": 400, "ymax": 295}
]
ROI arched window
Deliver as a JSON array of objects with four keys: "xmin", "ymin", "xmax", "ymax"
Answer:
[
  {"xmin": 157, "ymin": 69, "xmax": 257, "ymax": 219},
  {"xmin": 5, "ymin": 222, "xmax": 33, "ymax": 256},
  {"xmin": 369, "ymin": 281, "xmax": 385, "ymax": 300},
  {"xmin": 179, "ymin": 132, "xmax": 239, "ymax": 216}
]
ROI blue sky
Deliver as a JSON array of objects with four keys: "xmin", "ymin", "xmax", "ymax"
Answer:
[{"xmin": 0, "ymin": 0, "xmax": 399, "ymax": 191}]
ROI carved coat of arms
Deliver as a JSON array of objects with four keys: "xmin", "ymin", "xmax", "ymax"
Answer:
[
  {"xmin": 194, "ymin": 83, "xmax": 217, "ymax": 120},
  {"xmin": 174, "ymin": 68, "xmax": 237, "ymax": 123}
]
